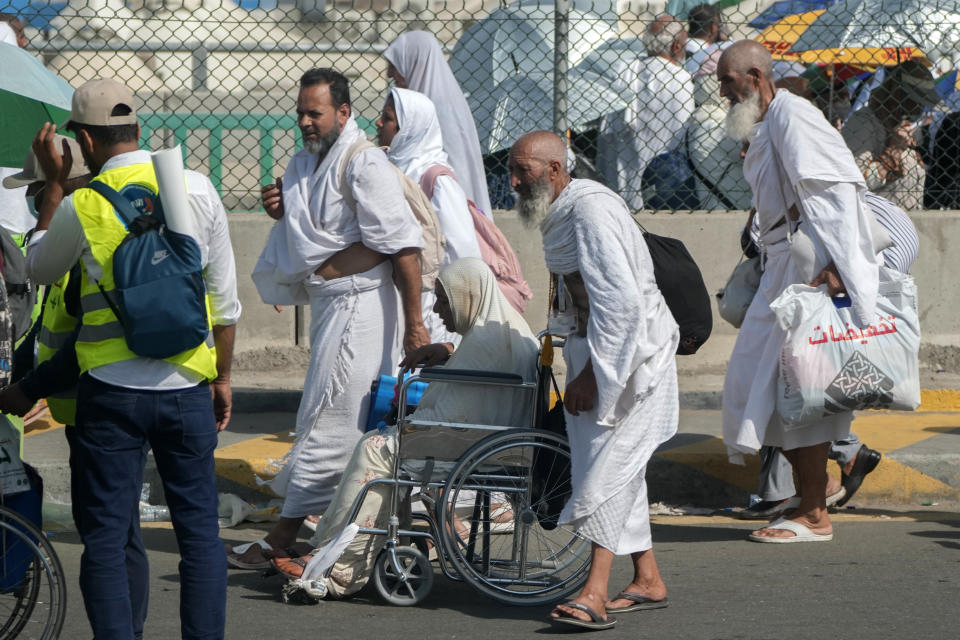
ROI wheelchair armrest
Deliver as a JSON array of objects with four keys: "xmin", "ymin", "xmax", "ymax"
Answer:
[{"xmin": 417, "ymin": 368, "xmax": 524, "ymax": 385}]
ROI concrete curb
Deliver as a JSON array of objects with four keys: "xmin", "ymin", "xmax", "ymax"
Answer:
[{"xmin": 232, "ymin": 387, "xmax": 960, "ymax": 413}]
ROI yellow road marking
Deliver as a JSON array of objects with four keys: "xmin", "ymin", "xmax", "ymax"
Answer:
[
  {"xmin": 657, "ymin": 411, "xmax": 960, "ymax": 501},
  {"xmin": 214, "ymin": 430, "xmax": 293, "ymax": 494}
]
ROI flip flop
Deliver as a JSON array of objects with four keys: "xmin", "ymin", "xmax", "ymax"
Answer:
[
  {"xmin": 226, "ymin": 538, "xmax": 273, "ymax": 569},
  {"xmin": 748, "ymin": 517, "xmax": 833, "ymax": 544},
  {"xmin": 606, "ymin": 592, "xmax": 669, "ymax": 613},
  {"xmin": 548, "ymin": 602, "xmax": 616, "ymax": 631}
]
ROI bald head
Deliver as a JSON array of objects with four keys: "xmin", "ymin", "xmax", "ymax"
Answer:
[
  {"xmin": 509, "ymin": 131, "xmax": 571, "ymax": 225},
  {"xmin": 511, "ymin": 130, "xmax": 567, "ymax": 167},
  {"xmin": 718, "ymin": 40, "xmax": 774, "ymax": 81}
]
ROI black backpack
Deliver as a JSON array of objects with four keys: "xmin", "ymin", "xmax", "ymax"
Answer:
[{"xmin": 635, "ymin": 220, "xmax": 712, "ymax": 355}]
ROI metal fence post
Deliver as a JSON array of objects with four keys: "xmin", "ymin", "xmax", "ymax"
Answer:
[{"xmin": 553, "ymin": 0, "xmax": 569, "ymax": 136}]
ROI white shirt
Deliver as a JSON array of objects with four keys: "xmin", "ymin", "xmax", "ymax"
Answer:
[
  {"xmin": 26, "ymin": 150, "xmax": 242, "ymax": 390},
  {"xmin": 0, "ymin": 170, "xmax": 38, "ymax": 235},
  {"xmin": 596, "ymin": 56, "xmax": 694, "ymax": 210}
]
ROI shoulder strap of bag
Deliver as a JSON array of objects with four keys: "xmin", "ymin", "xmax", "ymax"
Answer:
[
  {"xmin": 337, "ymin": 138, "xmax": 376, "ymax": 213},
  {"xmin": 419, "ymin": 165, "xmax": 457, "ymax": 200},
  {"xmin": 82, "ymin": 181, "xmax": 134, "ymax": 328},
  {"xmin": 684, "ymin": 129, "xmax": 737, "ymax": 209},
  {"xmin": 87, "ymin": 181, "xmax": 140, "ymax": 228}
]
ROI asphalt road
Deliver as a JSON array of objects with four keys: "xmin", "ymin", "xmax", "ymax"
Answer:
[{"xmin": 45, "ymin": 511, "xmax": 960, "ymax": 640}]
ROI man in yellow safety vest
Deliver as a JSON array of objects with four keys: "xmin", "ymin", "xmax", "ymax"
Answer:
[{"xmin": 26, "ymin": 78, "xmax": 241, "ymax": 640}]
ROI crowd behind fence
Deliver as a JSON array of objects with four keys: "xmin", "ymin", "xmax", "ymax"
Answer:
[{"xmin": 4, "ymin": 0, "xmax": 960, "ymax": 212}]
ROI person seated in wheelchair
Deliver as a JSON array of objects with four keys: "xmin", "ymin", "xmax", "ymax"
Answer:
[{"xmin": 270, "ymin": 257, "xmax": 538, "ymax": 599}]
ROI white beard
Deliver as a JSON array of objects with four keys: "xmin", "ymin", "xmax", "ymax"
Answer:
[
  {"xmin": 724, "ymin": 91, "xmax": 762, "ymax": 143},
  {"xmin": 516, "ymin": 176, "xmax": 553, "ymax": 228}
]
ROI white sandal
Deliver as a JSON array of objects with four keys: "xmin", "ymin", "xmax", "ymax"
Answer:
[{"xmin": 748, "ymin": 518, "xmax": 834, "ymax": 544}]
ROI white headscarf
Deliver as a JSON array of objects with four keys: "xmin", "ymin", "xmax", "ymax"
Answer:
[
  {"xmin": 384, "ymin": 31, "xmax": 493, "ymax": 217},
  {"xmin": 386, "ymin": 87, "xmax": 449, "ymax": 183},
  {"xmin": 413, "ymin": 258, "xmax": 539, "ymax": 427},
  {"xmin": 0, "ymin": 22, "xmax": 17, "ymax": 46}
]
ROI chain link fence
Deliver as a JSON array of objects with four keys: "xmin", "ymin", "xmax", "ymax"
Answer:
[{"xmin": 3, "ymin": 0, "xmax": 960, "ymax": 212}]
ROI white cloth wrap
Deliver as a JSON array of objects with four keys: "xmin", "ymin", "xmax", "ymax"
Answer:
[
  {"xmin": 263, "ymin": 261, "xmax": 403, "ymax": 517},
  {"xmin": 541, "ymin": 179, "xmax": 679, "ymax": 426},
  {"xmin": 561, "ymin": 338, "xmax": 678, "ymax": 555},
  {"xmin": 384, "ymin": 31, "xmax": 493, "ymax": 217},
  {"xmin": 252, "ymin": 117, "xmax": 422, "ymax": 305},
  {"xmin": 722, "ymin": 90, "xmax": 880, "ymax": 463},
  {"xmin": 540, "ymin": 180, "xmax": 679, "ymax": 554}
]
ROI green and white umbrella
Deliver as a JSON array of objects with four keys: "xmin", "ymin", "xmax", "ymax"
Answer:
[{"xmin": 0, "ymin": 42, "xmax": 74, "ymax": 167}]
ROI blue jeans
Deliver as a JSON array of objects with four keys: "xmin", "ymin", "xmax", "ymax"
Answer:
[{"xmin": 71, "ymin": 375, "xmax": 226, "ymax": 640}]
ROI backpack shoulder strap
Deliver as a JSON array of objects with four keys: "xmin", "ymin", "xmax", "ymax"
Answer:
[
  {"xmin": 87, "ymin": 180, "xmax": 139, "ymax": 228},
  {"xmin": 419, "ymin": 164, "xmax": 457, "ymax": 200},
  {"xmin": 337, "ymin": 138, "xmax": 376, "ymax": 212}
]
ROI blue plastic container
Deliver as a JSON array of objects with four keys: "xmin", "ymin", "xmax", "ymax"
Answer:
[{"xmin": 366, "ymin": 374, "xmax": 429, "ymax": 431}]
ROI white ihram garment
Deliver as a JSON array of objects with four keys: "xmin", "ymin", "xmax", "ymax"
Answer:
[
  {"xmin": 596, "ymin": 57, "xmax": 693, "ymax": 211},
  {"xmin": 253, "ymin": 118, "xmax": 423, "ymax": 516},
  {"xmin": 722, "ymin": 90, "xmax": 881, "ymax": 464},
  {"xmin": 541, "ymin": 179, "xmax": 679, "ymax": 555},
  {"xmin": 384, "ymin": 31, "xmax": 493, "ymax": 217},
  {"xmin": 387, "ymin": 87, "xmax": 482, "ymax": 344}
]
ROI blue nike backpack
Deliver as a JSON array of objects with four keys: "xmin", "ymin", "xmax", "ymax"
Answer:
[{"xmin": 87, "ymin": 180, "xmax": 209, "ymax": 360}]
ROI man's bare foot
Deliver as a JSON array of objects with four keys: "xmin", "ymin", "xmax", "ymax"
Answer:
[
  {"xmin": 750, "ymin": 513, "xmax": 832, "ymax": 540},
  {"xmin": 551, "ymin": 592, "xmax": 609, "ymax": 623},
  {"xmin": 607, "ymin": 580, "xmax": 667, "ymax": 610}
]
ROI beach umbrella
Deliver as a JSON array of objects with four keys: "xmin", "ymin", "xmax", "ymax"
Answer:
[
  {"xmin": 749, "ymin": 0, "xmax": 839, "ymax": 31},
  {"xmin": 449, "ymin": 4, "xmax": 616, "ymax": 101},
  {"xmin": 755, "ymin": 9, "xmax": 926, "ymax": 69},
  {"xmin": 789, "ymin": 0, "xmax": 960, "ymax": 65},
  {"xmin": 574, "ymin": 36, "xmax": 646, "ymax": 83},
  {"xmin": 470, "ymin": 69, "xmax": 628, "ymax": 154},
  {"xmin": 0, "ymin": 42, "xmax": 74, "ymax": 167}
]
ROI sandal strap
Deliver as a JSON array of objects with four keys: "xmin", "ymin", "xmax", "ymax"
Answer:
[{"xmin": 562, "ymin": 601, "xmax": 605, "ymax": 623}]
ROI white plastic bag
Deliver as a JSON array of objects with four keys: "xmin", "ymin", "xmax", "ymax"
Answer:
[{"xmin": 771, "ymin": 267, "xmax": 921, "ymax": 427}]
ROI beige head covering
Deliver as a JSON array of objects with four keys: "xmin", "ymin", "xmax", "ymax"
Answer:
[{"xmin": 413, "ymin": 257, "xmax": 539, "ymax": 426}]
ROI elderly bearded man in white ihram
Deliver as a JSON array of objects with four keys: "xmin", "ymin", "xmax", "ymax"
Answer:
[
  {"xmin": 509, "ymin": 130, "xmax": 679, "ymax": 631},
  {"xmin": 718, "ymin": 41, "xmax": 881, "ymax": 544}
]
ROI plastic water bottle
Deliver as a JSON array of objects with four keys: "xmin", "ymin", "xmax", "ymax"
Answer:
[
  {"xmin": 138, "ymin": 483, "xmax": 171, "ymax": 521},
  {"xmin": 139, "ymin": 504, "xmax": 171, "ymax": 522}
]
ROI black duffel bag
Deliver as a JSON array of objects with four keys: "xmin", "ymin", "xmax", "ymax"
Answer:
[{"xmin": 635, "ymin": 220, "xmax": 712, "ymax": 355}]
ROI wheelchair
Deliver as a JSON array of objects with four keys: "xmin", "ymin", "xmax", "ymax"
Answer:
[
  {"xmin": 0, "ymin": 465, "xmax": 67, "ymax": 639},
  {"xmin": 329, "ymin": 340, "xmax": 591, "ymax": 608}
]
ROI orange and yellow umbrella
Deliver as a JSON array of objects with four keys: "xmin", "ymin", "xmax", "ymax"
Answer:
[{"xmin": 755, "ymin": 9, "xmax": 926, "ymax": 68}]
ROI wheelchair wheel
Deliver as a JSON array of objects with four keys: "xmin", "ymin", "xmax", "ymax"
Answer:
[
  {"xmin": 372, "ymin": 546, "xmax": 434, "ymax": 607},
  {"xmin": 438, "ymin": 429, "xmax": 590, "ymax": 607},
  {"xmin": 0, "ymin": 505, "xmax": 67, "ymax": 640}
]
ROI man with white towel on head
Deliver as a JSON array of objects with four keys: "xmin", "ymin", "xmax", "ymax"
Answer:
[
  {"xmin": 509, "ymin": 130, "xmax": 679, "ymax": 631},
  {"xmin": 241, "ymin": 68, "xmax": 429, "ymax": 569}
]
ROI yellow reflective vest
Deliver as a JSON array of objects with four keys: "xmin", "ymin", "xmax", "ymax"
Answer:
[
  {"xmin": 36, "ymin": 270, "xmax": 78, "ymax": 425},
  {"xmin": 71, "ymin": 162, "xmax": 217, "ymax": 380}
]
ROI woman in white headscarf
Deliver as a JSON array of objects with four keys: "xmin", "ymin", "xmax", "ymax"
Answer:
[
  {"xmin": 384, "ymin": 30, "xmax": 493, "ymax": 218},
  {"xmin": 269, "ymin": 258, "xmax": 539, "ymax": 599},
  {"xmin": 377, "ymin": 87, "xmax": 482, "ymax": 343}
]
